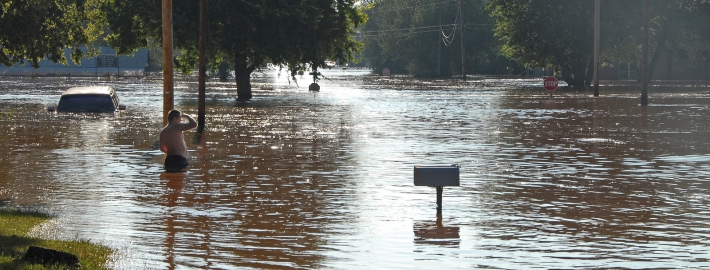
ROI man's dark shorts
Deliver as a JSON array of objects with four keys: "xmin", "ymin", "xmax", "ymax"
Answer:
[{"xmin": 164, "ymin": 155, "xmax": 189, "ymax": 172}]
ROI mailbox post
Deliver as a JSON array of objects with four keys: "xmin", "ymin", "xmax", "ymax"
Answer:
[{"xmin": 414, "ymin": 165, "xmax": 460, "ymax": 213}]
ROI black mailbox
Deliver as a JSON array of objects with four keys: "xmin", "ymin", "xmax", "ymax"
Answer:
[
  {"xmin": 414, "ymin": 165, "xmax": 460, "ymax": 213},
  {"xmin": 414, "ymin": 166, "xmax": 460, "ymax": 187}
]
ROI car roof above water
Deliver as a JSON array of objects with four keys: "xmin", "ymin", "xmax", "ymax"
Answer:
[
  {"xmin": 61, "ymin": 86, "xmax": 115, "ymax": 96},
  {"xmin": 54, "ymin": 85, "xmax": 125, "ymax": 113}
]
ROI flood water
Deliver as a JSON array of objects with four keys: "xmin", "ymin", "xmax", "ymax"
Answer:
[{"xmin": 2, "ymin": 70, "xmax": 710, "ymax": 269}]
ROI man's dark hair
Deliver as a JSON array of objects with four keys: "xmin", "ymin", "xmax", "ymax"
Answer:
[{"xmin": 167, "ymin": 109, "xmax": 181, "ymax": 122}]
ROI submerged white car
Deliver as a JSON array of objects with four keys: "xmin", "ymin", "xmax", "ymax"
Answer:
[{"xmin": 48, "ymin": 86, "xmax": 126, "ymax": 113}]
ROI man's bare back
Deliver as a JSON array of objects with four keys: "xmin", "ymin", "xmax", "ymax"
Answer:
[{"xmin": 160, "ymin": 110, "xmax": 197, "ymax": 170}]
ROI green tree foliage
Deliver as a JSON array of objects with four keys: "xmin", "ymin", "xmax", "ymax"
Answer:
[
  {"xmin": 0, "ymin": 0, "xmax": 103, "ymax": 68},
  {"xmin": 101, "ymin": 0, "xmax": 366, "ymax": 100},
  {"xmin": 488, "ymin": 0, "xmax": 710, "ymax": 87},
  {"xmin": 637, "ymin": 0, "xmax": 710, "ymax": 80},
  {"xmin": 488, "ymin": 0, "xmax": 596, "ymax": 87},
  {"xmin": 361, "ymin": 0, "xmax": 517, "ymax": 77}
]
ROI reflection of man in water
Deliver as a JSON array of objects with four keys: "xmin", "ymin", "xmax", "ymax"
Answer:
[{"xmin": 160, "ymin": 109, "xmax": 197, "ymax": 172}]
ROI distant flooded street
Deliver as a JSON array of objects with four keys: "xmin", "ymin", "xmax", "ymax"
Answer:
[{"xmin": 2, "ymin": 70, "xmax": 710, "ymax": 269}]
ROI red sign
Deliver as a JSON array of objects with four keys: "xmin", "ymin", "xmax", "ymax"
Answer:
[{"xmin": 543, "ymin": 76, "xmax": 558, "ymax": 91}]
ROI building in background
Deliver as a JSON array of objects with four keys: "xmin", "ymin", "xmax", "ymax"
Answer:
[
  {"xmin": 599, "ymin": 56, "xmax": 709, "ymax": 82},
  {"xmin": 0, "ymin": 47, "xmax": 148, "ymax": 77}
]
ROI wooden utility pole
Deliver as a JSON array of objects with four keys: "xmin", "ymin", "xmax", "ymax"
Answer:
[
  {"xmin": 593, "ymin": 0, "xmax": 600, "ymax": 97},
  {"xmin": 459, "ymin": 0, "xmax": 466, "ymax": 81},
  {"xmin": 437, "ymin": 12, "xmax": 442, "ymax": 77},
  {"xmin": 162, "ymin": 0, "xmax": 174, "ymax": 126},
  {"xmin": 641, "ymin": 0, "xmax": 649, "ymax": 106},
  {"xmin": 198, "ymin": 0, "xmax": 207, "ymax": 132}
]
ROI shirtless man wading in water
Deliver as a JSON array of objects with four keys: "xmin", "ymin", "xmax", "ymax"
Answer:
[{"xmin": 160, "ymin": 109, "xmax": 197, "ymax": 172}]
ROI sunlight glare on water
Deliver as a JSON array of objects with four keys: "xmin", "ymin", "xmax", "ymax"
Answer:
[{"xmin": 1, "ymin": 72, "xmax": 710, "ymax": 269}]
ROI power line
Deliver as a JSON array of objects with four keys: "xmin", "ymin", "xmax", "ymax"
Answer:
[
  {"xmin": 366, "ymin": 0, "xmax": 458, "ymax": 15},
  {"xmin": 356, "ymin": 24, "xmax": 461, "ymax": 38},
  {"xmin": 355, "ymin": 24, "xmax": 493, "ymax": 38},
  {"xmin": 361, "ymin": 1, "xmax": 464, "ymax": 40},
  {"xmin": 359, "ymin": 22, "xmax": 494, "ymax": 35},
  {"xmin": 442, "ymin": 7, "xmax": 460, "ymax": 46},
  {"xmin": 359, "ymin": 23, "xmax": 458, "ymax": 34},
  {"xmin": 367, "ymin": 7, "xmax": 461, "ymax": 19}
]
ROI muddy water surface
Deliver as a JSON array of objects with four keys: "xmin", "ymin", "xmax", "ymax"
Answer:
[{"xmin": 2, "ymin": 71, "xmax": 710, "ymax": 269}]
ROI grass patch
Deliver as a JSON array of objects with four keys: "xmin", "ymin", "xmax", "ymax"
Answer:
[
  {"xmin": 0, "ymin": 111, "xmax": 14, "ymax": 118},
  {"xmin": 0, "ymin": 209, "xmax": 113, "ymax": 270}
]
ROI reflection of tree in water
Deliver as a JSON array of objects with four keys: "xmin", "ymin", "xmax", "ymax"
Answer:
[
  {"xmin": 481, "ymin": 93, "xmax": 710, "ymax": 247},
  {"xmin": 151, "ymin": 100, "xmax": 357, "ymax": 269}
]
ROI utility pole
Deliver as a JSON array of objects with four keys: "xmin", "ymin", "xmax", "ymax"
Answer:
[
  {"xmin": 162, "ymin": 0, "xmax": 174, "ymax": 126},
  {"xmin": 437, "ymin": 12, "xmax": 441, "ymax": 77},
  {"xmin": 641, "ymin": 0, "xmax": 649, "ymax": 106},
  {"xmin": 198, "ymin": 0, "xmax": 207, "ymax": 133},
  {"xmin": 593, "ymin": 0, "xmax": 600, "ymax": 97},
  {"xmin": 459, "ymin": 0, "xmax": 466, "ymax": 81}
]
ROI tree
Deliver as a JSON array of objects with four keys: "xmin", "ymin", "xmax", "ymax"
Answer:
[
  {"xmin": 361, "ymin": 0, "xmax": 517, "ymax": 77},
  {"xmin": 488, "ymin": 0, "xmax": 710, "ymax": 88},
  {"xmin": 600, "ymin": 0, "xmax": 710, "ymax": 81},
  {"xmin": 0, "ymin": 0, "xmax": 103, "ymax": 68},
  {"xmin": 101, "ymin": 0, "xmax": 366, "ymax": 101},
  {"xmin": 488, "ymin": 0, "xmax": 596, "ymax": 88},
  {"xmin": 640, "ymin": 1, "xmax": 710, "ymax": 80}
]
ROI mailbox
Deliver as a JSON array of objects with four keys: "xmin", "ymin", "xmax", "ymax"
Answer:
[{"xmin": 414, "ymin": 166, "xmax": 460, "ymax": 187}]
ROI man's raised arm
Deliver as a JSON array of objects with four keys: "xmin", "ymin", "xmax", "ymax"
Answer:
[{"xmin": 181, "ymin": 114, "xmax": 198, "ymax": 130}]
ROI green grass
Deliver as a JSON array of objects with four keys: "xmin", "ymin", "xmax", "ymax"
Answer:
[{"xmin": 0, "ymin": 209, "xmax": 113, "ymax": 270}]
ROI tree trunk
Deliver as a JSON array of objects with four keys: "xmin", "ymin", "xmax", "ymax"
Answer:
[
  {"xmin": 666, "ymin": 54, "xmax": 672, "ymax": 80},
  {"xmin": 218, "ymin": 61, "xmax": 229, "ymax": 82},
  {"xmin": 555, "ymin": 51, "xmax": 591, "ymax": 89},
  {"xmin": 584, "ymin": 55, "xmax": 594, "ymax": 87},
  {"xmin": 647, "ymin": 28, "xmax": 667, "ymax": 82},
  {"xmin": 560, "ymin": 64, "xmax": 575, "ymax": 87},
  {"xmin": 633, "ymin": 63, "xmax": 641, "ymax": 82},
  {"xmin": 234, "ymin": 56, "xmax": 255, "ymax": 101},
  {"xmin": 648, "ymin": 48, "xmax": 661, "ymax": 82},
  {"xmin": 560, "ymin": 62, "xmax": 589, "ymax": 89}
]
